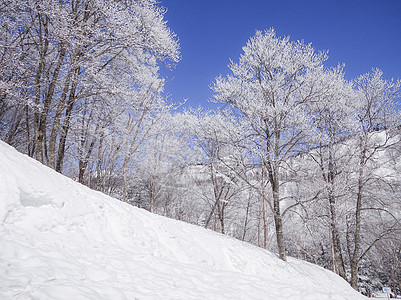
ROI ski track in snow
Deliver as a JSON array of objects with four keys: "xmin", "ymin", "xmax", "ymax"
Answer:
[{"xmin": 0, "ymin": 141, "xmax": 367, "ymax": 299}]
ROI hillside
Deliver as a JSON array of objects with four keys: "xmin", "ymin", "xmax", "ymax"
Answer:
[{"xmin": 0, "ymin": 141, "xmax": 366, "ymax": 299}]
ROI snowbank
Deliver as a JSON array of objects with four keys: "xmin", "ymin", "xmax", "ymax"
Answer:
[{"xmin": 0, "ymin": 141, "xmax": 366, "ymax": 299}]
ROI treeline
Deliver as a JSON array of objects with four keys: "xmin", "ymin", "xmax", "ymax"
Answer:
[{"xmin": 1, "ymin": 1, "xmax": 400, "ymax": 295}]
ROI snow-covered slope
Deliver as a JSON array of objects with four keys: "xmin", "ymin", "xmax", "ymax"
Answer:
[{"xmin": 0, "ymin": 141, "xmax": 366, "ymax": 300}]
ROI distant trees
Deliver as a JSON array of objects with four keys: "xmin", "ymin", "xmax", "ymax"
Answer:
[
  {"xmin": 373, "ymin": 238, "xmax": 401, "ymax": 296},
  {"xmin": 190, "ymin": 111, "xmax": 248, "ymax": 234},
  {"xmin": 134, "ymin": 112, "xmax": 198, "ymax": 213}
]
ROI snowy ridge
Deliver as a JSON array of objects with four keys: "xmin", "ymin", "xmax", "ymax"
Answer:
[{"xmin": 0, "ymin": 141, "xmax": 366, "ymax": 299}]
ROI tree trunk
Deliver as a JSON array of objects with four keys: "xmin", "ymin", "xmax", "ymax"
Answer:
[
  {"xmin": 204, "ymin": 200, "xmax": 217, "ymax": 229},
  {"xmin": 241, "ymin": 196, "xmax": 251, "ymax": 241},
  {"xmin": 264, "ymin": 150, "xmax": 286, "ymax": 261},
  {"xmin": 77, "ymin": 110, "xmax": 99, "ymax": 184},
  {"xmin": 122, "ymin": 155, "xmax": 130, "ymax": 202},
  {"xmin": 96, "ymin": 130, "xmax": 105, "ymax": 190},
  {"xmin": 271, "ymin": 177, "xmax": 286, "ymax": 261},
  {"xmin": 55, "ymin": 80, "xmax": 78, "ymax": 173},
  {"xmin": 217, "ymin": 200, "xmax": 225, "ymax": 234},
  {"xmin": 5, "ymin": 104, "xmax": 24, "ymax": 145},
  {"xmin": 150, "ymin": 178, "xmax": 155, "ymax": 213},
  {"xmin": 260, "ymin": 157, "xmax": 269, "ymax": 249},
  {"xmin": 273, "ymin": 204, "xmax": 286, "ymax": 260},
  {"xmin": 25, "ymin": 104, "xmax": 33, "ymax": 157},
  {"xmin": 262, "ymin": 195, "xmax": 269, "ymax": 249},
  {"xmin": 328, "ymin": 194, "xmax": 347, "ymax": 280},
  {"xmin": 350, "ymin": 259, "xmax": 359, "ymax": 291},
  {"xmin": 351, "ymin": 159, "xmax": 365, "ymax": 289},
  {"xmin": 48, "ymin": 64, "xmax": 76, "ymax": 169},
  {"xmin": 33, "ymin": 13, "xmax": 49, "ymax": 164},
  {"xmin": 323, "ymin": 145, "xmax": 347, "ymax": 280}
]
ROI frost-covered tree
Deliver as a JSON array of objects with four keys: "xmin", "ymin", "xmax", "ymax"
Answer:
[
  {"xmin": 212, "ymin": 29, "xmax": 327, "ymax": 260},
  {"xmin": 347, "ymin": 69, "xmax": 401, "ymax": 289},
  {"xmin": 133, "ymin": 111, "xmax": 198, "ymax": 212},
  {"xmin": 0, "ymin": 0, "xmax": 179, "ymax": 172},
  {"xmin": 305, "ymin": 66, "xmax": 356, "ymax": 279},
  {"xmin": 0, "ymin": 1, "xmax": 32, "ymax": 150},
  {"xmin": 189, "ymin": 110, "xmax": 249, "ymax": 234}
]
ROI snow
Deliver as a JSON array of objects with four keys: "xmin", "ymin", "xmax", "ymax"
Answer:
[{"xmin": 0, "ymin": 141, "xmax": 367, "ymax": 299}]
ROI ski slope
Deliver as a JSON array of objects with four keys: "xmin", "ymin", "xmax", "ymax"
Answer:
[{"xmin": 0, "ymin": 141, "xmax": 366, "ymax": 299}]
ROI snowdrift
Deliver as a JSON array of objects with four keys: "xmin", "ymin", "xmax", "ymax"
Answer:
[{"xmin": 0, "ymin": 141, "xmax": 366, "ymax": 299}]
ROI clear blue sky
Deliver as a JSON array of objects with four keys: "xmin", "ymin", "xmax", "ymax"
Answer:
[{"xmin": 160, "ymin": 0, "xmax": 401, "ymax": 109}]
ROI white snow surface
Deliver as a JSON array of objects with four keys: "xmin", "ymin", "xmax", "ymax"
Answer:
[{"xmin": 0, "ymin": 141, "xmax": 366, "ymax": 300}]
